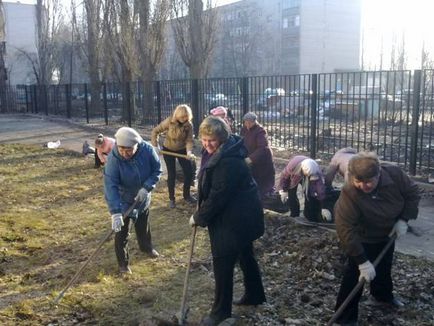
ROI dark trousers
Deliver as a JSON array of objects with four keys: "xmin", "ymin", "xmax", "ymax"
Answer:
[
  {"xmin": 287, "ymin": 186, "xmax": 321, "ymax": 221},
  {"xmin": 162, "ymin": 147, "xmax": 193, "ymax": 200},
  {"xmin": 114, "ymin": 208, "xmax": 153, "ymax": 268},
  {"xmin": 335, "ymin": 240, "xmax": 395, "ymax": 323},
  {"xmin": 94, "ymin": 149, "xmax": 103, "ymax": 168},
  {"xmin": 210, "ymin": 243, "xmax": 266, "ymax": 322}
]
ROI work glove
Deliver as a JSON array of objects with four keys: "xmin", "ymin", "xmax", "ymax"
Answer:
[
  {"xmin": 111, "ymin": 213, "xmax": 124, "ymax": 233},
  {"xmin": 187, "ymin": 150, "xmax": 196, "ymax": 161},
  {"xmin": 245, "ymin": 157, "xmax": 252, "ymax": 166},
  {"xmin": 135, "ymin": 187, "xmax": 148, "ymax": 202},
  {"xmin": 189, "ymin": 214, "xmax": 196, "ymax": 227},
  {"xmin": 358, "ymin": 260, "xmax": 376, "ymax": 282},
  {"xmin": 279, "ymin": 190, "xmax": 289, "ymax": 204},
  {"xmin": 389, "ymin": 219, "xmax": 408, "ymax": 238},
  {"xmin": 321, "ymin": 209, "xmax": 332, "ymax": 222}
]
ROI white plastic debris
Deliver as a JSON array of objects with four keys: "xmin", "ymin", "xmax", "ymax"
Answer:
[{"xmin": 47, "ymin": 140, "xmax": 61, "ymax": 149}]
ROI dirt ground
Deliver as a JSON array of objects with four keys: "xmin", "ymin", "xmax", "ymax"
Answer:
[
  {"xmin": 1, "ymin": 113, "xmax": 433, "ymax": 261},
  {"xmin": 0, "ymin": 113, "xmax": 433, "ymax": 326}
]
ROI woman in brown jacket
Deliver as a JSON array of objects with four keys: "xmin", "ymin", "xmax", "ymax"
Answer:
[{"xmin": 151, "ymin": 104, "xmax": 196, "ymax": 208}]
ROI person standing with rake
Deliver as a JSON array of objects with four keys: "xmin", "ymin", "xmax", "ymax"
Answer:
[
  {"xmin": 104, "ymin": 127, "xmax": 162, "ymax": 274},
  {"xmin": 151, "ymin": 104, "xmax": 196, "ymax": 209},
  {"xmin": 332, "ymin": 152, "xmax": 420, "ymax": 326}
]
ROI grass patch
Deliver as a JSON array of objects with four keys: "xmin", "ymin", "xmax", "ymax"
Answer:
[{"xmin": 0, "ymin": 144, "xmax": 213, "ymax": 325}]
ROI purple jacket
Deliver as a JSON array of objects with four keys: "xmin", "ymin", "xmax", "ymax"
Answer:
[
  {"xmin": 279, "ymin": 155, "xmax": 325, "ymax": 200},
  {"xmin": 241, "ymin": 123, "xmax": 275, "ymax": 195}
]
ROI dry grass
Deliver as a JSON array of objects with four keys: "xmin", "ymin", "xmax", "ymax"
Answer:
[{"xmin": 0, "ymin": 144, "xmax": 214, "ymax": 325}]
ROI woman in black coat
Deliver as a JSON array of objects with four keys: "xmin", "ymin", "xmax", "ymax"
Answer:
[{"xmin": 190, "ymin": 116, "xmax": 266, "ymax": 326}]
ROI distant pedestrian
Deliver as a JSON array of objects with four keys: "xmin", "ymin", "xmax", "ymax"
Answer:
[
  {"xmin": 240, "ymin": 112, "xmax": 275, "ymax": 198},
  {"xmin": 104, "ymin": 127, "xmax": 162, "ymax": 274},
  {"xmin": 209, "ymin": 106, "xmax": 234, "ymax": 131},
  {"xmin": 151, "ymin": 104, "xmax": 196, "ymax": 209}
]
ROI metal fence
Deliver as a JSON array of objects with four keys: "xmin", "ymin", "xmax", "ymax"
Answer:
[{"xmin": 3, "ymin": 69, "xmax": 434, "ymax": 176}]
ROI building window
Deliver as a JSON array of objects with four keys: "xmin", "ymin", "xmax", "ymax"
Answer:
[{"xmin": 283, "ymin": 18, "xmax": 288, "ymax": 29}]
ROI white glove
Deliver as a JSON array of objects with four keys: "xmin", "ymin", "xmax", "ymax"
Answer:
[
  {"xmin": 187, "ymin": 150, "xmax": 196, "ymax": 160},
  {"xmin": 245, "ymin": 157, "xmax": 252, "ymax": 165},
  {"xmin": 358, "ymin": 260, "xmax": 376, "ymax": 282},
  {"xmin": 389, "ymin": 219, "xmax": 408, "ymax": 238},
  {"xmin": 321, "ymin": 209, "xmax": 332, "ymax": 222},
  {"xmin": 279, "ymin": 190, "xmax": 289, "ymax": 204},
  {"xmin": 135, "ymin": 187, "xmax": 148, "ymax": 202},
  {"xmin": 189, "ymin": 214, "xmax": 196, "ymax": 227},
  {"xmin": 111, "ymin": 213, "xmax": 124, "ymax": 233}
]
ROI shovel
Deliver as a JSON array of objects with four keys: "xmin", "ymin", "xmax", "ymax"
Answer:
[
  {"xmin": 53, "ymin": 198, "xmax": 140, "ymax": 305},
  {"xmin": 176, "ymin": 225, "xmax": 197, "ymax": 325},
  {"xmin": 326, "ymin": 233, "xmax": 397, "ymax": 326}
]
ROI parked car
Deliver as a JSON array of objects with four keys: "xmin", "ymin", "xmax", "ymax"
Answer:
[{"xmin": 256, "ymin": 88, "xmax": 286, "ymax": 111}]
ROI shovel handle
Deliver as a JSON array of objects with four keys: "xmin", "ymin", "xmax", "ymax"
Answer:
[
  {"xmin": 160, "ymin": 150, "xmax": 194, "ymax": 160},
  {"xmin": 53, "ymin": 198, "xmax": 140, "ymax": 304},
  {"xmin": 326, "ymin": 234, "xmax": 397, "ymax": 326},
  {"xmin": 178, "ymin": 226, "xmax": 197, "ymax": 325}
]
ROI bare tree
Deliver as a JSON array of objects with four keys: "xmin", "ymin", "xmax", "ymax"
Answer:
[
  {"xmin": 35, "ymin": 0, "xmax": 63, "ymax": 85},
  {"xmin": 0, "ymin": 0, "xmax": 8, "ymax": 112},
  {"xmin": 84, "ymin": 0, "xmax": 103, "ymax": 113},
  {"xmin": 137, "ymin": 0, "xmax": 170, "ymax": 123},
  {"xmin": 171, "ymin": 0, "xmax": 218, "ymax": 79}
]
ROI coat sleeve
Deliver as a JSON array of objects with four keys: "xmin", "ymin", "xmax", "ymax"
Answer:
[
  {"xmin": 143, "ymin": 145, "xmax": 162, "ymax": 191},
  {"xmin": 324, "ymin": 159, "xmax": 339, "ymax": 187},
  {"xmin": 248, "ymin": 128, "xmax": 269, "ymax": 163},
  {"xmin": 194, "ymin": 159, "xmax": 242, "ymax": 227},
  {"xmin": 279, "ymin": 163, "xmax": 292, "ymax": 191},
  {"xmin": 335, "ymin": 190, "xmax": 367, "ymax": 264},
  {"xmin": 103, "ymin": 156, "xmax": 122, "ymax": 215},
  {"xmin": 396, "ymin": 169, "xmax": 420, "ymax": 221},
  {"xmin": 151, "ymin": 118, "xmax": 170, "ymax": 147},
  {"xmin": 185, "ymin": 123, "xmax": 194, "ymax": 152}
]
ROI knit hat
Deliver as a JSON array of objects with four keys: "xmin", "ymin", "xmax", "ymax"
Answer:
[
  {"xmin": 114, "ymin": 127, "xmax": 142, "ymax": 147},
  {"xmin": 300, "ymin": 159, "xmax": 320, "ymax": 180},
  {"xmin": 210, "ymin": 106, "xmax": 228, "ymax": 118},
  {"xmin": 243, "ymin": 112, "xmax": 257, "ymax": 121}
]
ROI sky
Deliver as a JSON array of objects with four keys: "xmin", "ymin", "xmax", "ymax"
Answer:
[{"xmin": 5, "ymin": 0, "xmax": 434, "ymax": 69}]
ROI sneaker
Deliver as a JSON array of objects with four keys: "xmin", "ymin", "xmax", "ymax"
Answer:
[
  {"xmin": 169, "ymin": 200, "xmax": 176, "ymax": 209},
  {"xmin": 119, "ymin": 266, "xmax": 132, "ymax": 274},
  {"xmin": 366, "ymin": 296, "xmax": 404, "ymax": 308},
  {"xmin": 184, "ymin": 195, "xmax": 197, "ymax": 205},
  {"xmin": 146, "ymin": 249, "xmax": 160, "ymax": 258},
  {"xmin": 233, "ymin": 295, "xmax": 266, "ymax": 306}
]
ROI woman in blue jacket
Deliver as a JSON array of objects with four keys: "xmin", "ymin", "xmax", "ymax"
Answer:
[
  {"xmin": 190, "ymin": 116, "xmax": 266, "ymax": 325},
  {"xmin": 104, "ymin": 127, "xmax": 162, "ymax": 274}
]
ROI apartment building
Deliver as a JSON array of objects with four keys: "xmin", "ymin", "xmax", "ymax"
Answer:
[{"xmin": 188, "ymin": 0, "xmax": 361, "ymax": 78}]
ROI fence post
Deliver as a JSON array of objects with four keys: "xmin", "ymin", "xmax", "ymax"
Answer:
[
  {"xmin": 191, "ymin": 79, "xmax": 200, "ymax": 136},
  {"xmin": 84, "ymin": 83, "xmax": 89, "ymax": 123},
  {"xmin": 103, "ymin": 82, "xmax": 108, "ymax": 125},
  {"xmin": 309, "ymin": 74, "xmax": 318, "ymax": 158},
  {"xmin": 32, "ymin": 85, "xmax": 38, "ymax": 113},
  {"xmin": 66, "ymin": 84, "xmax": 72, "ymax": 118},
  {"xmin": 155, "ymin": 80, "xmax": 162, "ymax": 124},
  {"xmin": 25, "ymin": 85, "xmax": 30, "ymax": 113},
  {"xmin": 44, "ymin": 85, "xmax": 49, "ymax": 116},
  {"xmin": 409, "ymin": 70, "xmax": 422, "ymax": 176},
  {"xmin": 241, "ymin": 77, "xmax": 249, "ymax": 116}
]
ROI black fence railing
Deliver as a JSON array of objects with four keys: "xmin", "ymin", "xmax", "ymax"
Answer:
[{"xmin": 3, "ymin": 69, "xmax": 434, "ymax": 177}]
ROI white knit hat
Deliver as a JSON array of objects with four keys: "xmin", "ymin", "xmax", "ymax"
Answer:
[
  {"xmin": 115, "ymin": 127, "xmax": 142, "ymax": 147},
  {"xmin": 242, "ymin": 112, "xmax": 257, "ymax": 121},
  {"xmin": 300, "ymin": 158, "xmax": 320, "ymax": 179}
]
